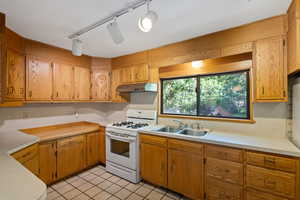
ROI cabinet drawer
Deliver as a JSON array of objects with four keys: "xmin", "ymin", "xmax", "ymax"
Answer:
[
  {"xmin": 246, "ymin": 189, "xmax": 289, "ymax": 200},
  {"xmin": 11, "ymin": 143, "xmax": 39, "ymax": 163},
  {"xmin": 246, "ymin": 152, "xmax": 296, "ymax": 173},
  {"xmin": 168, "ymin": 139, "xmax": 203, "ymax": 155},
  {"xmin": 206, "ymin": 157, "xmax": 244, "ymax": 185},
  {"xmin": 206, "ymin": 177, "xmax": 243, "ymax": 200},
  {"xmin": 206, "ymin": 144, "xmax": 243, "ymax": 163},
  {"xmin": 140, "ymin": 134, "xmax": 167, "ymax": 147},
  {"xmin": 246, "ymin": 165, "xmax": 295, "ymax": 198}
]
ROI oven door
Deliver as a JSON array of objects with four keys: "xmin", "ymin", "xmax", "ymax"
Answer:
[{"xmin": 106, "ymin": 131, "xmax": 137, "ymax": 170}]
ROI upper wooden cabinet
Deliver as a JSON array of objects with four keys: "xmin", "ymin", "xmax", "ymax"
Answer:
[
  {"xmin": 91, "ymin": 69, "xmax": 110, "ymax": 101},
  {"xmin": 120, "ymin": 64, "xmax": 149, "ymax": 84},
  {"xmin": 26, "ymin": 57, "xmax": 53, "ymax": 101},
  {"xmin": 111, "ymin": 68, "xmax": 129, "ymax": 102},
  {"xmin": 74, "ymin": 67, "xmax": 91, "ymax": 100},
  {"xmin": 288, "ymin": 0, "xmax": 300, "ymax": 74},
  {"xmin": 4, "ymin": 49, "xmax": 25, "ymax": 100},
  {"xmin": 53, "ymin": 62, "xmax": 74, "ymax": 100},
  {"xmin": 253, "ymin": 36, "xmax": 287, "ymax": 102}
]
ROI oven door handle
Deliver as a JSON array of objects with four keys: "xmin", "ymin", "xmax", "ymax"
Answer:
[{"xmin": 106, "ymin": 132, "xmax": 136, "ymax": 142}]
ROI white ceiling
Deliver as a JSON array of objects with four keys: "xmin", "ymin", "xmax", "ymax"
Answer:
[{"xmin": 0, "ymin": 0, "xmax": 292, "ymax": 58}]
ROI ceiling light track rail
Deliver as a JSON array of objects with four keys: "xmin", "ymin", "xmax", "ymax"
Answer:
[{"xmin": 68, "ymin": 0, "xmax": 151, "ymax": 39}]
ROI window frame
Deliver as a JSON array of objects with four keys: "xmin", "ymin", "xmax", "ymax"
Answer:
[{"xmin": 160, "ymin": 69, "xmax": 251, "ymax": 121}]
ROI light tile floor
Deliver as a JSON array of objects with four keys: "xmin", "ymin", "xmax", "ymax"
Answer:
[{"xmin": 47, "ymin": 165, "xmax": 186, "ymax": 200}]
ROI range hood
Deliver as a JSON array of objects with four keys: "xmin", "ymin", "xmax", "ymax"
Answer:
[{"xmin": 117, "ymin": 83, "xmax": 158, "ymax": 93}]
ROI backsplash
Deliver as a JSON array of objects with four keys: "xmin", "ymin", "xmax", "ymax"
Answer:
[{"xmin": 0, "ymin": 91, "xmax": 290, "ymax": 139}]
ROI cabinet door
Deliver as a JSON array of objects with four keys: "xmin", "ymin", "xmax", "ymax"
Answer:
[
  {"xmin": 39, "ymin": 141, "xmax": 57, "ymax": 184},
  {"xmin": 74, "ymin": 67, "xmax": 91, "ymax": 100},
  {"xmin": 254, "ymin": 36, "xmax": 287, "ymax": 101},
  {"xmin": 5, "ymin": 49, "xmax": 25, "ymax": 100},
  {"xmin": 86, "ymin": 132, "xmax": 100, "ymax": 167},
  {"xmin": 53, "ymin": 63, "xmax": 74, "ymax": 100},
  {"xmin": 91, "ymin": 69, "xmax": 110, "ymax": 101},
  {"xmin": 140, "ymin": 143, "xmax": 167, "ymax": 187},
  {"xmin": 168, "ymin": 149, "xmax": 204, "ymax": 200},
  {"xmin": 132, "ymin": 64, "xmax": 149, "ymax": 83},
  {"xmin": 111, "ymin": 69, "xmax": 128, "ymax": 102},
  {"xmin": 120, "ymin": 67, "xmax": 133, "ymax": 84},
  {"xmin": 57, "ymin": 135, "xmax": 85, "ymax": 179},
  {"xmin": 26, "ymin": 57, "xmax": 53, "ymax": 101},
  {"xmin": 99, "ymin": 128, "xmax": 106, "ymax": 164}
]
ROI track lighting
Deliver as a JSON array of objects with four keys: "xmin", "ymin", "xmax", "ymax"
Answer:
[
  {"xmin": 138, "ymin": 0, "xmax": 158, "ymax": 32},
  {"xmin": 72, "ymin": 39, "xmax": 83, "ymax": 56},
  {"xmin": 107, "ymin": 19, "xmax": 124, "ymax": 44}
]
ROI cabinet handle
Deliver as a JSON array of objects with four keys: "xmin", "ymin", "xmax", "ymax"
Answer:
[
  {"xmin": 56, "ymin": 92, "xmax": 59, "ymax": 97},
  {"xmin": 29, "ymin": 91, "xmax": 32, "ymax": 98},
  {"xmin": 262, "ymin": 87, "xmax": 265, "ymax": 95},
  {"xmin": 283, "ymin": 91, "xmax": 286, "ymax": 97},
  {"xmin": 264, "ymin": 157, "xmax": 276, "ymax": 166},
  {"xmin": 264, "ymin": 179, "xmax": 276, "ymax": 189}
]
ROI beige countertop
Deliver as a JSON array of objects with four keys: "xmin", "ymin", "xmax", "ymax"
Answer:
[
  {"xmin": 140, "ymin": 126, "xmax": 300, "ymax": 157},
  {"xmin": 0, "ymin": 129, "xmax": 47, "ymax": 200}
]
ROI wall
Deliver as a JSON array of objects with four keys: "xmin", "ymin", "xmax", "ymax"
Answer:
[{"xmin": 0, "ymin": 103, "xmax": 110, "ymax": 131}]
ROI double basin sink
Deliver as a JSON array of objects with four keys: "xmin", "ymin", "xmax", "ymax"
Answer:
[{"xmin": 156, "ymin": 126, "xmax": 208, "ymax": 137}]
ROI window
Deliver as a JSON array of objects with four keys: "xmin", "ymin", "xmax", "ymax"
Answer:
[{"xmin": 161, "ymin": 70, "xmax": 250, "ymax": 120}]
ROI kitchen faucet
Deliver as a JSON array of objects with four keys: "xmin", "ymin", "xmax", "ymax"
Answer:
[{"xmin": 173, "ymin": 120, "xmax": 187, "ymax": 129}]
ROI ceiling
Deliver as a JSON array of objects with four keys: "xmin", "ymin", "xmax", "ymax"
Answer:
[{"xmin": 0, "ymin": 0, "xmax": 292, "ymax": 58}]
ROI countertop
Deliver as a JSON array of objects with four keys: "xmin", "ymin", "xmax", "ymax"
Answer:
[
  {"xmin": 140, "ymin": 126, "xmax": 300, "ymax": 157},
  {"xmin": 0, "ymin": 129, "xmax": 47, "ymax": 200},
  {"xmin": 21, "ymin": 121, "xmax": 102, "ymax": 142}
]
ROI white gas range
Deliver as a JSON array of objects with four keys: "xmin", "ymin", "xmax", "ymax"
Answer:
[{"xmin": 105, "ymin": 109, "xmax": 157, "ymax": 183}]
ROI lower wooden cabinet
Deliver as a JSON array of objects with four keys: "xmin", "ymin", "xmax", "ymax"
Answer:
[
  {"xmin": 206, "ymin": 177, "xmax": 243, "ymax": 200},
  {"xmin": 99, "ymin": 127, "xmax": 106, "ymax": 164},
  {"xmin": 86, "ymin": 132, "xmax": 100, "ymax": 167},
  {"xmin": 168, "ymin": 148, "xmax": 204, "ymax": 200},
  {"xmin": 57, "ymin": 135, "xmax": 86, "ymax": 179},
  {"xmin": 11, "ymin": 143, "xmax": 39, "ymax": 176},
  {"xmin": 39, "ymin": 141, "xmax": 57, "ymax": 184},
  {"xmin": 246, "ymin": 189, "xmax": 289, "ymax": 200},
  {"xmin": 140, "ymin": 141, "xmax": 167, "ymax": 187}
]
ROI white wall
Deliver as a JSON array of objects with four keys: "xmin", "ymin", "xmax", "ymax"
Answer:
[{"xmin": 0, "ymin": 92, "xmax": 289, "ymax": 139}]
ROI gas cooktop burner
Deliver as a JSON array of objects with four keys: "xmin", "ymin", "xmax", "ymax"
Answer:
[{"xmin": 112, "ymin": 121, "xmax": 149, "ymax": 129}]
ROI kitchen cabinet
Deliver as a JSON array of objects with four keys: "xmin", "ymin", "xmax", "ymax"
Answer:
[
  {"xmin": 53, "ymin": 62, "xmax": 74, "ymax": 100},
  {"xmin": 253, "ymin": 36, "xmax": 287, "ymax": 102},
  {"xmin": 120, "ymin": 64, "xmax": 149, "ymax": 84},
  {"xmin": 168, "ymin": 139, "xmax": 204, "ymax": 200},
  {"xmin": 287, "ymin": 0, "xmax": 300, "ymax": 74},
  {"xmin": 57, "ymin": 135, "xmax": 86, "ymax": 179},
  {"xmin": 39, "ymin": 141, "xmax": 57, "ymax": 184},
  {"xmin": 140, "ymin": 134, "xmax": 168, "ymax": 187},
  {"xmin": 91, "ymin": 69, "xmax": 110, "ymax": 101},
  {"xmin": 74, "ymin": 66, "xmax": 91, "ymax": 100},
  {"xmin": 86, "ymin": 132, "xmax": 100, "ymax": 167},
  {"xmin": 99, "ymin": 127, "xmax": 106, "ymax": 164},
  {"xmin": 111, "ymin": 68, "xmax": 129, "ymax": 102},
  {"xmin": 4, "ymin": 49, "xmax": 25, "ymax": 100},
  {"xmin": 26, "ymin": 57, "xmax": 53, "ymax": 101},
  {"xmin": 11, "ymin": 143, "xmax": 39, "ymax": 176}
]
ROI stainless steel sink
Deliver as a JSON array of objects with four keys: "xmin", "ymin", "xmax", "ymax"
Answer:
[
  {"xmin": 157, "ymin": 126, "xmax": 182, "ymax": 133},
  {"xmin": 177, "ymin": 128, "xmax": 208, "ymax": 137}
]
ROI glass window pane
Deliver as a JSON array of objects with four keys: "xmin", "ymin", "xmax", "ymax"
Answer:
[
  {"xmin": 199, "ymin": 71, "xmax": 249, "ymax": 119},
  {"xmin": 162, "ymin": 77, "xmax": 197, "ymax": 115},
  {"xmin": 111, "ymin": 139, "xmax": 130, "ymax": 158}
]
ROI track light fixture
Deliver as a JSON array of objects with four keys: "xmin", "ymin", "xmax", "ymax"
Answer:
[
  {"xmin": 107, "ymin": 18, "xmax": 125, "ymax": 44},
  {"xmin": 138, "ymin": 0, "xmax": 158, "ymax": 32},
  {"xmin": 72, "ymin": 38, "xmax": 83, "ymax": 56}
]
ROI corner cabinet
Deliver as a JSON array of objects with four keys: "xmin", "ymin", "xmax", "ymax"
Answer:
[
  {"xmin": 39, "ymin": 141, "xmax": 57, "ymax": 184},
  {"xmin": 26, "ymin": 56, "xmax": 53, "ymax": 101},
  {"xmin": 253, "ymin": 36, "xmax": 287, "ymax": 102},
  {"xmin": 91, "ymin": 69, "xmax": 110, "ymax": 101}
]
